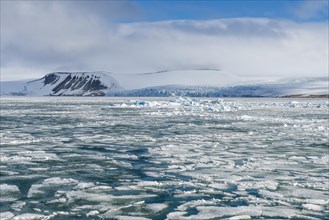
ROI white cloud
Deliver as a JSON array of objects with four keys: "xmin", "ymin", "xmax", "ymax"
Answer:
[
  {"xmin": 1, "ymin": 1, "xmax": 328, "ymax": 83},
  {"xmin": 292, "ymin": 0, "xmax": 329, "ymax": 19}
]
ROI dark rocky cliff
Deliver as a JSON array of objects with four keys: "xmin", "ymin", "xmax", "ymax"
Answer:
[{"xmin": 26, "ymin": 72, "xmax": 120, "ymax": 96}]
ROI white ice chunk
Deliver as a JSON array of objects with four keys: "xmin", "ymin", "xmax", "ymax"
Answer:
[
  {"xmin": 12, "ymin": 213, "xmax": 54, "ymax": 220},
  {"xmin": 42, "ymin": 177, "xmax": 79, "ymax": 185},
  {"xmin": 11, "ymin": 201, "xmax": 26, "ymax": 211},
  {"xmin": 238, "ymin": 180, "xmax": 278, "ymax": 190},
  {"xmin": 0, "ymin": 184, "xmax": 20, "ymax": 202},
  {"xmin": 86, "ymin": 210, "xmax": 99, "ymax": 217},
  {"xmin": 74, "ymin": 182, "xmax": 95, "ymax": 190},
  {"xmin": 228, "ymin": 215, "xmax": 251, "ymax": 220},
  {"xmin": 187, "ymin": 206, "xmax": 262, "ymax": 219},
  {"xmin": 0, "ymin": 212, "xmax": 14, "ymax": 220},
  {"xmin": 302, "ymin": 204, "xmax": 324, "ymax": 211},
  {"xmin": 262, "ymin": 206, "xmax": 296, "ymax": 218},
  {"xmin": 114, "ymin": 216, "xmax": 151, "ymax": 220},
  {"xmin": 166, "ymin": 211, "xmax": 189, "ymax": 219},
  {"xmin": 146, "ymin": 203, "xmax": 168, "ymax": 213},
  {"xmin": 0, "ymin": 184, "xmax": 20, "ymax": 192}
]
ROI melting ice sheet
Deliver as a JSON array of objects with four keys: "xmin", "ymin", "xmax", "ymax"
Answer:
[{"xmin": 0, "ymin": 97, "xmax": 328, "ymax": 219}]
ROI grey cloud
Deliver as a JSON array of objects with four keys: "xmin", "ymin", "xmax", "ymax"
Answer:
[
  {"xmin": 167, "ymin": 19, "xmax": 286, "ymax": 38},
  {"xmin": 0, "ymin": 1, "xmax": 328, "ymax": 82},
  {"xmin": 116, "ymin": 18, "xmax": 286, "ymax": 39}
]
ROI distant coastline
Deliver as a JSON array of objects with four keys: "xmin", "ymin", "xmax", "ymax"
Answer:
[{"xmin": 278, "ymin": 94, "xmax": 329, "ymax": 98}]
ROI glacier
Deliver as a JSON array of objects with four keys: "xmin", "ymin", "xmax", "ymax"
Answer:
[{"xmin": 0, "ymin": 70, "xmax": 328, "ymax": 97}]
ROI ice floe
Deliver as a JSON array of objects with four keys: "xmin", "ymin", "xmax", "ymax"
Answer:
[
  {"xmin": 0, "ymin": 212, "xmax": 14, "ymax": 220},
  {"xmin": 1, "ymin": 97, "xmax": 328, "ymax": 219},
  {"xmin": 0, "ymin": 184, "xmax": 21, "ymax": 202},
  {"xmin": 112, "ymin": 97, "xmax": 238, "ymax": 113}
]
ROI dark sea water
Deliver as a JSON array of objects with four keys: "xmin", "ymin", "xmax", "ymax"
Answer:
[{"xmin": 0, "ymin": 97, "xmax": 328, "ymax": 219}]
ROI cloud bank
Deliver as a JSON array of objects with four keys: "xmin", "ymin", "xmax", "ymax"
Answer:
[{"xmin": 1, "ymin": 1, "xmax": 328, "ymax": 82}]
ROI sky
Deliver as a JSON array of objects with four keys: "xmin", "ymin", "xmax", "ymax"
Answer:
[{"xmin": 1, "ymin": 0, "xmax": 328, "ymax": 81}]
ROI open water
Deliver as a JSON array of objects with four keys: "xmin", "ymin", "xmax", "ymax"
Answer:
[{"xmin": 0, "ymin": 97, "xmax": 328, "ymax": 219}]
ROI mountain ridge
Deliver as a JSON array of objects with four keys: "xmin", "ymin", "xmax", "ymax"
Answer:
[{"xmin": 1, "ymin": 70, "xmax": 328, "ymax": 97}]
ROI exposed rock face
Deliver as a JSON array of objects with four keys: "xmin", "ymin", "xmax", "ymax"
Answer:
[
  {"xmin": 46, "ymin": 73, "xmax": 108, "ymax": 95},
  {"xmin": 26, "ymin": 72, "xmax": 121, "ymax": 96}
]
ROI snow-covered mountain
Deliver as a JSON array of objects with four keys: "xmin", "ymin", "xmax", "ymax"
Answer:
[
  {"xmin": 111, "ymin": 69, "xmax": 241, "ymax": 90},
  {"xmin": 0, "ymin": 80, "xmax": 30, "ymax": 96},
  {"xmin": 1, "ymin": 72, "xmax": 121, "ymax": 96},
  {"xmin": 0, "ymin": 70, "xmax": 328, "ymax": 97}
]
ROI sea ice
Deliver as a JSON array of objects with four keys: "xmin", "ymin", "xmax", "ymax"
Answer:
[
  {"xmin": 0, "ymin": 212, "xmax": 14, "ymax": 220},
  {"xmin": 1, "ymin": 97, "xmax": 328, "ymax": 219},
  {"xmin": 0, "ymin": 184, "xmax": 21, "ymax": 202},
  {"xmin": 12, "ymin": 213, "xmax": 54, "ymax": 220},
  {"xmin": 302, "ymin": 203, "xmax": 324, "ymax": 211}
]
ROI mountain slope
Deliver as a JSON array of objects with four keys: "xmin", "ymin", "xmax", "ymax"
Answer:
[
  {"xmin": 1, "ymin": 70, "xmax": 328, "ymax": 97},
  {"xmin": 25, "ymin": 72, "xmax": 121, "ymax": 96},
  {"xmin": 0, "ymin": 80, "xmax": 30, "ymax": 96},
  {"xmin": 112, "ymin": 69, "xmax": 241, "ymax": 90}
]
